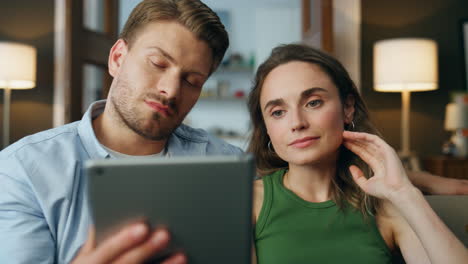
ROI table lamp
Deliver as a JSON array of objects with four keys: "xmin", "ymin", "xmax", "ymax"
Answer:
[
  {"xmin": 373, "ymin": 38, "xmax": 438, "ymax": 169},
  {"xmin": 445, "ymin": 102, "xmax": 468, "ymax": 157},
  {"xmin": 0, "ymin": 42, "xmax": 37, "ymax": 148}
]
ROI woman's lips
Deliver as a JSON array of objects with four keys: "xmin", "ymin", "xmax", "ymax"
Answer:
[{"xmin": 288, "ymin": 136, "xmax": 320, "ymax": 148}]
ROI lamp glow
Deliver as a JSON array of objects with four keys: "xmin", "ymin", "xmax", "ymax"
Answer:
[
  {"xmin": 0, "ymin": 42, "xmax": 37, "ymax": 148},
  {"xmin": 373, "ymin": 38, "xmax": 438, "ymax": 168}
]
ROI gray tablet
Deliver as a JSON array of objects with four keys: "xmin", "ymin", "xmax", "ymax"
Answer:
[{"xmin": 86, "ymin": 155, "xmax": 255, "ymax": 264}]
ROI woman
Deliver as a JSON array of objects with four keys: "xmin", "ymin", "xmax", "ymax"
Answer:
[{"xmin": 248, "ymin": 44, "xmax": 468, "ymax": 263}]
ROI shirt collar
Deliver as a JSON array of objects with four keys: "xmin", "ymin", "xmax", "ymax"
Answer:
[
  {"xmin": 166, "ymin": 131, "xmax": 207, "ymax": 157},
  {"xmin": 78, "ymin": 100, "xmax": 209, "ymax": 159},
  {"xmin": 78, "ymin": 100, "xmax": 110, "ymax": 159}
]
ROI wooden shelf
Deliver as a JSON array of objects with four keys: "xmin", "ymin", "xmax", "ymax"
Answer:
[
  {"xmin": 214, "ymin": 66, "xmax": 253, "ymax": 74},
  {"xmin": 423, "ymin": 156, "xmax": 468, "ymax": 179}
]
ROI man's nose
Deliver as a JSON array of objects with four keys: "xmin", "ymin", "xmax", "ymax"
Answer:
[{"xmin": 157, "ymin": 71, "xmax": 181, "ymax": 99}]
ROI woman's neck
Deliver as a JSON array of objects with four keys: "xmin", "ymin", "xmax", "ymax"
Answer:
[{"xmin": 285, "ymin": 161, "xmax": 337, "ymax": 203}]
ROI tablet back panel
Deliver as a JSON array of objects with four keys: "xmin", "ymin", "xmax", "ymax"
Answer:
[{"xmin": 87, "ymin": 155, "xmax": 254, "ymax": 264}]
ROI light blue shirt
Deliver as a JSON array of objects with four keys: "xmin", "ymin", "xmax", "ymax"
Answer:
[{"xmin": 0, "ymin": 101, "xmax": 242, "ymax": 264}]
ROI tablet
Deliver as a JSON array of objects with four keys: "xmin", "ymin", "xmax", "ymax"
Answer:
[{"xmin": 86, "ymin": 154, "xmax": 255, "ymax": 263}]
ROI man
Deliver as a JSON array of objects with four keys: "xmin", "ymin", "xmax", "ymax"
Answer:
[
  {"xmin": 0, "ymin": 1, "xmax": 239, "ymax": 263},
  {"xmin": 1, "ymin": 0, "xmax": 466, "ymax": 263}
]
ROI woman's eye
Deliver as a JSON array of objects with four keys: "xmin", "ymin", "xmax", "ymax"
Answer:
[
  {"xmin": 271, "ymin": 110, "xmax": 284, "ymax": 117},
  {"xmin": 306, "ymin": 99, "xmax": 322, "ymax": 108}
]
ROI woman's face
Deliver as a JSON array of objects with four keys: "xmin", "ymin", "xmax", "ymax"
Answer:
[{"xmin": 260, "ymin": 61, "xmax": 354, "ymax": 166}]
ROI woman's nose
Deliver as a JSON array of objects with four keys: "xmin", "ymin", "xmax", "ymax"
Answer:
[{"xmin": 290, "ymin": 110, "xmax": 309, "ymax": 132}]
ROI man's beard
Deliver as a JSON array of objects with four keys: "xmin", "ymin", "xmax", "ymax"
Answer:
[{"xmin": 110, "ymin": 77, "xmax": 181, "ymax": 141}]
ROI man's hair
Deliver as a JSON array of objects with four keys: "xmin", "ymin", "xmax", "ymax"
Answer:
[
  {"xmin": 247, "ymin": 44, "xmax": 382, "ymax": 217},
  {"xmin": 120, "ymin": 0, "xmax": 229, "ymax": 73}
]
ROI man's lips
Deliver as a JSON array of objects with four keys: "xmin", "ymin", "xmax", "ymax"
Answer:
[
  {"xmin": 145, "ymin": 100, "xmax": 173, "ymax": 116},
  {"xmin": 288, "ymin": 136, "xmax": 320, "ymax": 148}
]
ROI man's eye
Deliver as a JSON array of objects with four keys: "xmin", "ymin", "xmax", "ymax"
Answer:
[
  {"xmin": 151, "ymin": 61, "xmax": 166, "ymax": 68},
  {"xmin": 271, "ymin": 110, "xmax": 284, "ymax": 117},
  {"xmin": 184, "ymin": 79, "xmax": 196, "ymax": 87},
  {"xmin": 306, "ymin": 99, "xmax": 322, "ymax": 108}
]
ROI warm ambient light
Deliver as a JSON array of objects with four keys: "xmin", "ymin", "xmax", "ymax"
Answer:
[
  {"xmin": 373, "ymin": 38, "xmax": 438, "ymax": 169},
  {"xmin": 374, "ymin": 38, "xmax": 438, "ymax": 92},
  {"xmin": 0, "ymin": 41, "xmax": 37, "ymax": 148}
]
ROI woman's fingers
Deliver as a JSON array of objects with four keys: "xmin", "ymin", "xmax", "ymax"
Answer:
[
  {"xmin": 343, "ymin": 140, "xmax": 383, "ymax": 171},
  {"xmin": 349, "ymin": 165, "xmax": 368, "ymax": 192},
  {"xmin": 343, "ymin": 131, "xmax": 385, "ymax": 153}
]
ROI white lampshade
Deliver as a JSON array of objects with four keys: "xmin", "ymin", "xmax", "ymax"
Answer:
[
  {"xmin": 445, "ymin": 103, "xmax": 468, "ymax": 131},
  {"xmin": 0, "ymin": 42, "xmax": 37, "ymax": 89},
  {"xmin": 374, "ymin": 38, "xmax": 438, "ymax": 92}
]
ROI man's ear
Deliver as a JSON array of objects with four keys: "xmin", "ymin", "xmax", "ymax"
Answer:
[
  {"xmin": 344, "ymin": 94, "xmax": 355, "ymax": 124},
  {"xmin": 108, "ymin": 39, "xmax": 128, "ymax": 77}
]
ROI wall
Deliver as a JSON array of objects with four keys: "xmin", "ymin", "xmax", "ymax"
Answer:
[
  {"xmin": 0, "ymin": 0, "xmax": 55, "ymax": 146},
  {"xmin": 361, "ymin": 0, "xmax": 468, "ymax": 157},
  {"xmin": 333, "ymin": 0, "xmax": 361, "ymax": 89}
]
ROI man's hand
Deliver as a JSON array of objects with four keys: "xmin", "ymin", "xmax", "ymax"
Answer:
[{"xmin": 72, "ymin": 223, "xmax": 187, "ymax": 264}]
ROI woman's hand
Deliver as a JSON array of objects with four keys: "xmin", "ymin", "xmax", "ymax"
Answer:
[
  {"xmin": 342, "ymin": 131, "xmax": 415, "ymax": 201},
  {"xmin": 343, "ymin": 131, "xmax": 468, "ymax": 263}
]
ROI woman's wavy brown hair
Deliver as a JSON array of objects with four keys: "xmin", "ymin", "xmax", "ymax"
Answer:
[{"xmin": 247, "ymin": 44, "xmax": 382, "ymax": 215}]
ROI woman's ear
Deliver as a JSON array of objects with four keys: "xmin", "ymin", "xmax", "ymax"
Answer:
[
  {"xmin": 108, "ymin": 39, "xmax": 128, "ymax": 77},
  {"xmin": 344, "ymin": 95, "xmax": 355, "ymax": 124}
]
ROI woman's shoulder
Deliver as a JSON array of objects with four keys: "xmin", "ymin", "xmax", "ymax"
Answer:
[
  {"xmin": 253, "ymin": 178, "xmax": 264, "ymax": 224},
  {"xmin": 252, "ymin": 170, "xmax": 286, "ymax": 224}
]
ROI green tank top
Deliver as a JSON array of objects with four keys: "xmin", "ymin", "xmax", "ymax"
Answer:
[{"xmin": 254, "ymin": 169, "xmax": 392, "ymax": 264}]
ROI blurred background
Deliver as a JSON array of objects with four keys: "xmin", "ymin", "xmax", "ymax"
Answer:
[{"xmin": 0, "ymin": 0, "xmax": 467, "ymax": 177}]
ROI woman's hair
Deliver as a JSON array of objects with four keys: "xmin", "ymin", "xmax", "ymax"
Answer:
[
  {"xmin": 247, "ymin": 43, "xmax": 381, "ymax": 215},
  {"xmin": 120, "ymin": 0, "xmax": 229, "ymax": 73}
]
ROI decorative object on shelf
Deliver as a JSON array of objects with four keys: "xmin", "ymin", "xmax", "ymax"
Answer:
[
  {"xmin": 444, "ymin": 93, "xmax": 468, "ymax": 158},
  {"xmin": 217, "ymin": 80, "xmax": 230, "ymax": 98},
  {"xmin": 200, "ymin": 79, "xmax": 218, "ymax": 98},
  {"xmin": 374, "ymin": 38, "xmax": 438, "ymax": 170},
  {"xmin": 0, "ymin": 42, "xmax": 37, "ymax": 148},
  {"xmin": 234, "ymin": 90, "xmax": 245, "ymax": 98},
  {"xmin": 219, "ymin": 52, "xmax": 255, "ymax": 73}
]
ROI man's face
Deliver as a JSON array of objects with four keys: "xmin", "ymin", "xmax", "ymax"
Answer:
[{"xmin": 108, "ymin": 21, "xmax": 213, "ymax": 140}]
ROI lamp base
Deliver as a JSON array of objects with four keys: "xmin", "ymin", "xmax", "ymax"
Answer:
[{"xmin": 398, "ymin": 152, "xmax": 421, "ymax": 171}]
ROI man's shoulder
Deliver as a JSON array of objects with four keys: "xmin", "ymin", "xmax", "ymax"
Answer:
[
  {"xmin": 0, "ymin": 121, "xmax": 81, "ymax": 159},
  {"xmin": 173, "ymin": 124, "xmax": 243, "ymax": 155}
]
